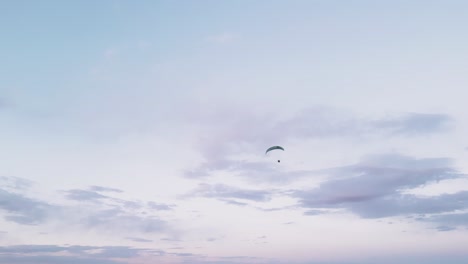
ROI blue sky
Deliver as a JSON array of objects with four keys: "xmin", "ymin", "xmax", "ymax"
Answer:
[{"xmin": 1, "ymin": 1, "xmax": 468, "ymax": 264}]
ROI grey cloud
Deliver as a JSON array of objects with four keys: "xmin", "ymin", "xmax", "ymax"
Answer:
[
  {"xmin": 0, "ymin": 189, "xmax": 56, "ymax": 225},
  {"xmin": 295, "ymin": 154, "xmax": 457, "ymax": 208},
  {"xmin": 256, "ymin": 205, "xmax": 296, "ymax": 212},
  {"xmin": 371, "ymin": 113, "xmax": 452, "ymax": 135},
  {"xmin": 292, "ymin": 153, "xmax": 467, "ymax": 229},
  {"xmin": 0, "ymin": 176, "xmax": 33, "ymax": 191},
  {"xmin": 160, "ymin": 238, "xmax": 182, "ymax": 242},
  {"xmin": 91, "ymin": 246, "xmax": 141, "ymax": 258},
  {"xmin": 0, "ymin": 255, "xmax": 122, "ymax": 264},
  {"xmin": 343, "ymin": 192, "xmax": 468, "ymax": 219},
  {"xmin": 89, "ymin": 186, "xmax": 123, "ymax": 193},
  {"xmin": 273, "ymin": 107, "xmax": 363, "ymax": 139},
  {"xmin": 63, "ymin": 186, "xmax": 125, "ymax": 203},
  {"xmin": 84, "ymin": 208, "xmax": 168, "ymax": 233},
  {"xmin": 0, "ymin": 245, "xmax": 73, "ymax": 254},
  {"xmin": 0, "ymin": 244, "xmax": 163, "ymax": 264},
  {"xmin": 435, "ymin": 225, "xmax": 456, "ymax": 231},
  {"xmin": 269, "ymin": 108, "xmax": 452, "ymax": 142},
  {"xmin": 118, "ymin": 200, "xmax": 143, "ymax": 210},
  {"xmin": 125, "ymin": 237, "xmax": 153, "ymax": 243},
  {"xmin": 147, "ymin": 201, "xmax": 174, "ymax": 211},
  {"xmin": 425, "ymin": 212, "xmax": 468, "ymax": 230},
  {"xmin": 187, "ymin": 158, "xmax": 312, "ymax": 184},
  {"xmin": 63, "ymin": 187, "xmax": 169, "ymax": 214},
  {"xmin": 188, "ymin": 183, "xmax": 273, "ymax": 202},
  {"xmin": 172, "ymin": 252, "xmax": 196, "ymax": 257},
  {"xmin": 218, "ymin": 199, "xmax": 248, "ymax": 206},
  {"xmin": 303, "ymin": 209, "xmax": 327, "ymax": 216},
  {"xmin": 186, "ymin": 107, "xmax": 452, "ymax": 183},
  {"xmin": 64, "ymin": 189, "xmax": 108, "ymax": 201},
  {"xmin": 0, "ymin": 187, "xmax": 173, "ymax": 235}
]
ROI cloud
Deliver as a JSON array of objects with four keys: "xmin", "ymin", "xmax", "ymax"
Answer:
[
  {"xmin": 90, "ymin": 246, "xmax": 142, "ymax": 258},
  {"xmin": 0, "ymin": 176, "xmax": 33, "ymax": 191},
  {"xmin": 184, "ymin": 107, "xmax": 453, "ymax": 184},
  {"xmin": 125, "ymin": 237, "xmax": 153, "ymax": 243},
  {"xmin": 435, "ymin": 225, "xmax": 457, "ymax": 232},
  {"xmin": 0, "ymin": 189, "xmax": 57, "ymax": 225},
  {"xmin": 89, "ymin": 186, "xmax": 123, "ymax": 193},
  {"xmin": 0, "ymin": 185, "xmax": 175, "ymax": 236},
  {"xmin": 0, "ymin": 244, "xmax": 162, "ymax": 264},
  {"xmin": 63, "ymin": 189, "xmax": 108, "ymax": 201},
  {"xmin": 303, "ymin": 209, "xmax": 327, "ymax": 216},
  {"xmin": 291, "ymin": 153, "xmax": 468, "ymax": 229},
  {"xmin": 187, "ymin": 157, "xmax": 312, "ymax": 184},
  {"xmin": 187, "ymin": 183, "xmax": 274, "ymax": 202},
  {"xmin": 218, "ymin": 199, "xmax": 248, "ymax": 206},
  {"xmin": 0, "ymin": 255, "xmax": 122, "ymax": 264},
  {"xmin": 205, "ymin": 33, "xmax": 238, "ymax": 44},
  {"xmin": 83, "ymin": 208, "xmax": 168, "ymax": 233},
  {"xmin": 273, "ymin": 109, "xmax": 452, "ymax": 140},
  {"xmin": 147, "ymin": 202, "xmax": 174, "ymax": 211},
  {"xmin": 371, "ymin": 113, "xmax": 452, "ymax": 135},
  {"xmin": 425, "ymin": 212, "xmax": 468, "ymax": 230},
  {"xmin": 62, "ymin": 188, "xmax": 143, "ymax": 210}
]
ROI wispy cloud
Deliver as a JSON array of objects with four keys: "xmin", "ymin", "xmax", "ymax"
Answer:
[
  {"xmin": 104, "ymin": 48, "xmax": 119, "ymax": 59},
  {"xmin": 89, "ymin": 186, "xmax": 123, "ymax": 193},
  {"xmin": 63, "ymin": 189, "xmax": 108, "ymax": 201},
  {"xmin": 0, "ymin": 184, "xmax": 175, "ymax": 236},
  {"xmin": 184, "ymin": 107, "xmax": 453, "ymax": 184},
  {"xmin": 372, "ymin": 113, "xmax": 452, "ymax": 135},
  {"xmin": 83, "ymin": 208, "xmax": 168, "ymax": 233},
  {"xmin": 125, "ymin": 237, "xmax": 153, "ymax": 243},
  {"xmin": 0, "ymin": 176, "xmax": 33, "ymax": 191},
  {"xmin": 147, "ymin": 202, "xmax": 175, "ymax": 211},
  {"xmin": 205, "ymin": 33, "xmax": 238, "ymax": 44},
  {"xmin": 187, "ymin": 183, "xmax": 274, "ymax": 202}
]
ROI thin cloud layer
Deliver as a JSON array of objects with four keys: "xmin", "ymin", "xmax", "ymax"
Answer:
[
  {"xmin": 83, "ymin": 208, "xmax": 168, "ymax": 233},
  {"xmin": 125, "ymin": 237, "xmax": 153, "ymax": 243},
  {"xmin": 425, "ymin": 212, "xmax": 468, "ymax": 229},
  {"xmin": 147, "ymin": 202, "xmax": 174, "ymax": 211},
  {"xmin": 0, "ymin": 182, "xmax": 174, "ymax": 236},
  {"xmin": 185, "ymin": 107, "xmax": 453, "ymax": 183},
  {"xmin": 0, "ymin": 244, "xmax": 162, "ymax": 264},
  {"xmin": 372, "ymin": 113, "xmax": 452, "ymax": 135},
  {"xmin": 188, "ymin": 183, "xmax": 274, "ymax": 202},
  {"xmin": 0, "ymin": 176, "xmax": 33, "ymax": 191},
  {"xmin": 89, "ymin": 186, "xmax": 123, "ymax": 193},
  {"xmin": 64, "ymin": 189, "xmax": 108, "ymax": 201}
]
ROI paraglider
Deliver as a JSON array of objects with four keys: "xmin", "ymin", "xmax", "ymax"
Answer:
[{"xmin": 265, "ymin": 146, "xmax": 284, "ymax": 162}]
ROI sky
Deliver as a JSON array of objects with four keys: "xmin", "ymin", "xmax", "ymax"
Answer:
[{"xmin": 1, "ymin": 1, "xmax": 468, "ymax": 263}]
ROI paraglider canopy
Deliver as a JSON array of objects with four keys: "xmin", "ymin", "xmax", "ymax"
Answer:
[
  {"xmin": 265, "ymin": 146, "xmax": 284, "ymax": 162},
  {"xmin": 265, "ymin": 145, "xmax": 284, "ymax": 154}
]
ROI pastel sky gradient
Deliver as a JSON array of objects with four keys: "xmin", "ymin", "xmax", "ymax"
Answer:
[{"xmin": 1, "ymin": 1, "xmax": 468, "ymax": 264}]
